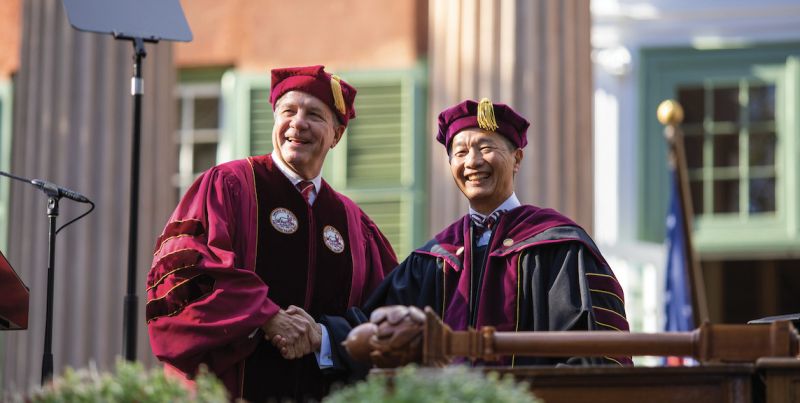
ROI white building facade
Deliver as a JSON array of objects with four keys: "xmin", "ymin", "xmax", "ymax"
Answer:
[{"xmin": 592, "ymin": 0, "xmax": 800, "ymax": 336}]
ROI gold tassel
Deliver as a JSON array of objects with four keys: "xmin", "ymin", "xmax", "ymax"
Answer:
[
  {"xmin": 330, "ymin": 75, "xmax": 347, "ymax": 115},
  {"xmin": 477, "ymin": 98, "xmax": 498, "ymax": 131}
]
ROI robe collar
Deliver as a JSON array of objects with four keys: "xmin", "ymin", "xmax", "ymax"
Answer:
[
  {"xmin": 469, "ymin": 193, "xmax": 520, "ymax": 246},
  {"xmin": 417, "ymin": 205, "xmax": 579, "ymax": 271},
  {"xmin": 468, "ymin": 193, "xmax": 520, "ymax": 220},
  {"xmin": 270, "ymin": 151, "xmax": 322, "ymax": 194}
]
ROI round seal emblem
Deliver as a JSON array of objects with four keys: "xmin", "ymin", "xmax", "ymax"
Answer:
[
  {"xmin": 270, "ymin": 208, "xmax": 298, "ymax": 234},
  {"xmin": 322, "ymin": 225, "xmax": 345, "ymax": 253}
]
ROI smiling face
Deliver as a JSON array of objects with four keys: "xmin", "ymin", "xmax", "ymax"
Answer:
[
  {"xmin": 272, "ymin": 90, "xmax": 345, "ymax": 179},
  {"xmin": 449, "ymin": 128, "xmax": 522, "ymax": 214}
]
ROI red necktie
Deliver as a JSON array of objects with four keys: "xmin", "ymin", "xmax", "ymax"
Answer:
[{"xmin": 296, "ymin": 180, "xmax": 314, "ymax": 205}]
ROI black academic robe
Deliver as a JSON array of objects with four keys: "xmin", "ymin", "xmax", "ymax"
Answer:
[{"xmin": 320, "ymin": 204, "xmax": 632, "ymax": 379}]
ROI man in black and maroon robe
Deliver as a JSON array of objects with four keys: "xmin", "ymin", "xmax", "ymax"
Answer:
[
  {"xmin": 318, "ymin": 98, "xmax": 632, "ymax": 377},
  {"xmin": 145, "ymin": 66, "xmax": 398, "ymax": 402}
]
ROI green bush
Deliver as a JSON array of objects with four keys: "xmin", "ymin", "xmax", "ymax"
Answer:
[
  {"xmin": 324, "ymin": 365, "xmax": 541, "ymax": 403},
  {"xmin": 14, "ymin": 359, "xmax": 228, "ymax": 403}
]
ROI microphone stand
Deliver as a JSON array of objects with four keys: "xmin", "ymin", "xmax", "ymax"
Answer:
[
  {"xmin": 118, "ymin": 36, "xmax": 152, "ymax": 362},
  {"xmin": 42, "ymin": 193, "xmax": 59, "ymax": 384},
  {"xmin": 0, "ymin": 170, "xmax": 94, "ymax": 384}
]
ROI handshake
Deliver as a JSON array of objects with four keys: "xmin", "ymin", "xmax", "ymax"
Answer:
[{"xmin": 260, "ymin": 305, "xmax": 322, "ymax": 360}]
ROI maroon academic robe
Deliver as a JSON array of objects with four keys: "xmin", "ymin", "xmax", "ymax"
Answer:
[{"xmin": 146, "ymin": 154, "xmax": 397, "ymax": 401}]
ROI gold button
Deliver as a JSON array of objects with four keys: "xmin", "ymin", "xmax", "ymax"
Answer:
[
  {"xmin": 503, "ymin": 238, "xmax": 514, "ymax": 247},
  {"xmin": 456, "ymin": 246, "xmax": 464, "ymax": 255}
]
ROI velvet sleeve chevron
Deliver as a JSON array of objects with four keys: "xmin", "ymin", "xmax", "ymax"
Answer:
[
  {"xmin": 517, "ymin": 228, "xmax": 633, "ymax": 367},
  {"xmin": 586, "ymin": 272, "xmax": 629, "ymax": 332},
  {"xmin": 584, "ymin": 268, "xmax": 632, "ymax": 366},
  {"xmin": 146, "ymin": 247, "xmax": 210, "ymax": 322},
  {"xmin": 145, "ymin": 162, "xmax": 279, "ymax": 379}
]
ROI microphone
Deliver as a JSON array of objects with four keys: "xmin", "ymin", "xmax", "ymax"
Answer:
[{"xmin": 30, "ymin": 179, "xmax": 91, "ymax": 203}]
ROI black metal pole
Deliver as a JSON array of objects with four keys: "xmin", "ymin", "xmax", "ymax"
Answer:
[
  {"xmin": 41, "ymin": 196, "xmax": 59, "ymax": 384},
  {"xmin": 123, "ymin": 38, "xmax": 146, "ymax": 361}
]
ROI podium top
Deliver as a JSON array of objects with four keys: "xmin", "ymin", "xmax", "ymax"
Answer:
[
  {"xmin": 0, "ymin": 249, "xmax": 29, "ymax": 330},
  {"xmin": 62, "ymin": 0, "xmax": 192, "ymax": 42}
]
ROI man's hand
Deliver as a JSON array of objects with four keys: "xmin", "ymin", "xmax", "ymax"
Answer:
[
  {"xmin": 262, "ymin": 305, "xmax": 321, "ymax": 360},
  {"xmin": 342, "ymin": 305, "xmax": 425, "ymax": 368}
]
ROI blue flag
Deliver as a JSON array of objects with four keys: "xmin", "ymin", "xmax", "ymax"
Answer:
[{"xmin": 664, "ymin": 170, "xmax": 694, "ymax": 332}]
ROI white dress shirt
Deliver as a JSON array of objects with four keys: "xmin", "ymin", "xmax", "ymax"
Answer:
[
  {"xmin": 271, "ymin": 151, "xmax": 322, "ymax": 205},
  {"xmin": 468, "ymin": 193, "xmax": 521, "ymax": 247}
]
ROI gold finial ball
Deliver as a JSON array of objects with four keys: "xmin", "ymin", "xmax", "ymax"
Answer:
[{"xmin": 657, "ymin": 99, "xmax": 684, "ymax": 125}]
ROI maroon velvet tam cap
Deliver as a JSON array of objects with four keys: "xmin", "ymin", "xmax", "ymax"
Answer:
[
  {"xmin": 270, "ymin": 65, "xmax": 357, "ymax": 126},
  {"xmin": 436, "ymin": 98, "xmax": 530, "ymax": 151}
]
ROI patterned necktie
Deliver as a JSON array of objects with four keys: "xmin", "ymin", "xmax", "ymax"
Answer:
[
  {"xmin": 470, "ymin": 210, "xmax": 504, "ymax": 239},
  {"xmin": 296, "ymin": 180, "xmax": 314, "ymax": 205}
]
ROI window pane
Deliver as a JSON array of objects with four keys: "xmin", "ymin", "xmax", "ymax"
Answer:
[
  {"xmin": 678, "ymin": 86, "xmax": 705, "ymax": 124},
  {"xmin": 713, "ymin": 87, "xmax": 739, "ymax": 122},
  {"xmin": 684, "ymin": 134, "xmax": 704, "ymax": 169},
  {"xmin": 690, "ymin": 179, "xmax": 704, "ymax": 215},
  {"xmin": 749, "ymin": 84, "xmax": 776, "ymax": 122},
  {"xmin": 749, "ymin": 132, "xmax": 776, "ymax": 167},
  {"xmin": 749, "ymin": 177, "xmax": 775, "ymax": 213},
  {"xmin": 194, "ymin": 97, "xmax": 220, "ymax": 129},
  {"xmin": 193, "ymin": 143, "xmax": 218, "ymax": 173},
  {"xmin": 713, "ymin": 133, "xmax": 739, "ymax": 167},
  {"xmin": 713, "ymin": 179, "xmax": 739, "ymax": 213}
]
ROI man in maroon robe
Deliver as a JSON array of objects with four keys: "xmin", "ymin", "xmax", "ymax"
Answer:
[
  {"xmin": 145, "ymin": 65, "xmax": 398, "ymax": 402},
  {"xmin": 317, "ymin": 98, "xmax": 632, "ymax": 376}
]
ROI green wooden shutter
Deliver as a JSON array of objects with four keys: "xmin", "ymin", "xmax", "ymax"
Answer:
[
  {"xmin": 354, "ymin": 198, "xmax": 404, "ymax": 251},
  {"xmin": 337, "ymin": 79, "xmax": 409, "ymax": 253},
  {"xmin": 334, "ymin": 71, "xmax": 426, "ymax": 257},
  {"xmin": 344, "ymin": 82, "xmax": 404, "ymax": 186},
  {"xmin": 249, "ymin": 87, "xmax": 274, "ymax": 156}
]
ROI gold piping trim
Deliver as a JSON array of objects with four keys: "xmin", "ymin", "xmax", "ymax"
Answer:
[
  {"xmin": 589, "ymin": 288, "xmax": 625, "ymax": 305},
  {"xmin": 150, "ymin": 247, "xmax": 195, "ymax": 270},
  {"xmin": 439, "ymin": 258, "xmax": 447, "ymax": 315},
  {"xmin": 247, "ymin": 157, "xmax": 259, "ymax": 270},
  {"xmin": 153, "ymin": 234, "xmax": 195, "ymax": 256},
  {"xmin": 592, "ymin": 305, "xmax": 628, "ymax": 321},
  {"xmin": 146, "ymin": 263, "xmax": 198, "ymax": 292},
  {"xmin": 586, "ymin": 272, "xmax": 622, "ymax": 288},
  {"xmin": 146, "ymin": 274, "xmax": 204, "ymax": 304},
  {"xmin": 145, "ymin": 285, "xmax": 213, "ymax": 324},
  {"xmin": 239, "ymin": 360, "xmax": 246, "ymax": 399},
  {"xmin": 164, "ymin": 218, "xmax": 202, "ymax": 226},
  {"xmin": 586, "ymin": 272, "xmax": 618, "ymax": 280},
  {"xmin": 595, "ymin": 320, "xmax": 622, "ymax": 332},
  {"xmin": 512, "ymin": 254, "xmax": 522, "ymax": 368},
  {"xmin": 146, "ymin": 308, "xmax": 185, "ymax": 324}
]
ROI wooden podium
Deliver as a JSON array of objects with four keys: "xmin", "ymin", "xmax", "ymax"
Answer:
[
  {"xmin": 0, "ymin": 249, "xmax": 29, "ymax": 330},
  {"xmin": 374, "ymin": 364, "xmax": 759, "ymax": 403},
  {"xmin": 354, "ymin": 307, "xmax": 800, "ymax": 403}
]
